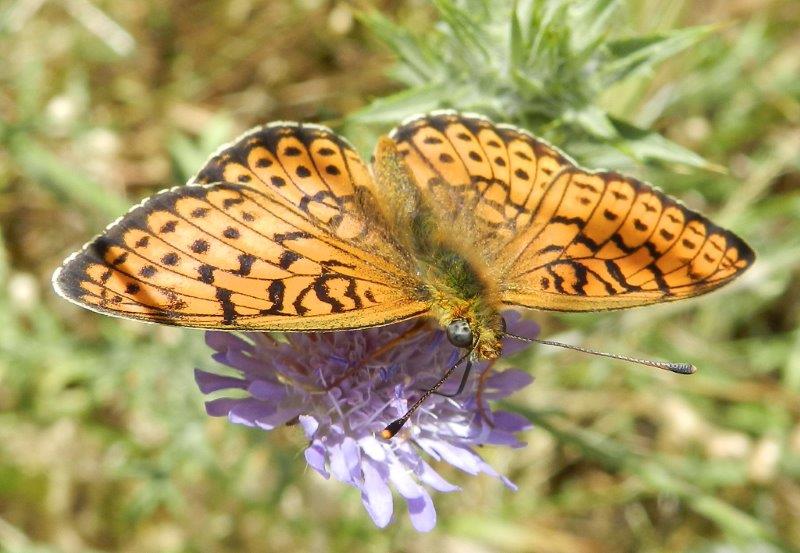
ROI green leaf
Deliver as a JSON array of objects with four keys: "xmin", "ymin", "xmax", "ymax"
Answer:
[
  {"xmin": 346, "ymin": 83, "xmax": 457, "ymax": 126},
  {"xmin": 610, "ymin": 117, "xmax": 723, "ymax": 170},
  {"xmin": 564, "ymin": 105, "xmax": 619, "ymax": 139},
  {"xmin": 431, "ymin": 0, "xmax": 491, "ymax": 63},
  {"xmin": 602, "ymin": 25, "xmax": 716, "ymax": 85},
  {"xmin": 359, "ymin": 0, "xmax": 719, "ymax": 175},
  {"xmin": 357, "ymin": 10, "xmax": 437, "ymax": 83},
  {"xmin": 569, "ymin": 0, "xmax": 621, "ymax": 56},
  {"xmin": 509, "ymin": 3, "xmax": 527, "ymax": 69}
]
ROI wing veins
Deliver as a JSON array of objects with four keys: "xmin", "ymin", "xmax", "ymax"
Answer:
[
  {"xmin": 503, "ymin": 167, "xmax": 575, "ymax": 275},
  {"xmin": 552, "ymin": 177, "xmax": 610, "ymax": 263},
  {"xmin": 296, "ymin": 124, "xmax": 337, "ymax": 195},
  {"xmin": 518, "ymin": 141, "xmax": 541, "ymax": 212},
  {"xmin": 173, "ymin": 192, "xmax": 393, "ymax": 287},
  {"xmin": 235, "ymin": 185, "xmax": 405, "ymax": 277},
  {"xmin": 273, "ymin": 126, "xmax": 335, "ymax": 196},
  {"xmin": 632, "ymin": 231, "xmax": 713, "ymax": 289}
]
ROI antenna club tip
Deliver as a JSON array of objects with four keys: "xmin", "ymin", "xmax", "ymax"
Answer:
[
  {"xmin": 380, "ymin": 418, "xmax": 406, "ymax": 440},
  {"xmin": 672, "ymin": 363, "xmax": 698, "ymax": 375}
]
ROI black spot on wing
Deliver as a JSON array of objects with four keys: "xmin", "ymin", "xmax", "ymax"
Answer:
[
  {"xmin": 191, "ymin": 239, "xmax": 210, "ymax": 254},
  {"xmin": 234, "ymin": 253, "xmax": 256, "ymax": 276},
  {"xmin": 125, "ymin": 282, "xmax": 140, "ymax": 294},
  {"xmin": 223, "ymin": 227, "xmax": 240, "ymax": 239},
  {"xmin": 223, "ymin": 197, "xmax": 244, "ymax": 209},
  {"xmin": 159, "ymin": 220, "xmax": 178, "ymax": 233},
  {"xmin": 279, "ymin": 250, "xmax": 301, "ymax": 270},
  {"xmin": 260, "ymin": 280, "xmax": 286, "ymax": 315},
  {"xmin": 551, "ymin": 215, "xmax": 587, "ymax": 229},
  {"xmin": 216, "ymin": 288, "xmax": 237, "ymax": 324},
  {"xmin": 273, "ymin": 231, "xmax": 311, "ymax": 245},
  {"xmin": 198, "ymin": 264, "xmax": 215, "ymax": 284}
]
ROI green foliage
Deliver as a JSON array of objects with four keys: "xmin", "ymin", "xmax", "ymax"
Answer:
[
  {"xmin": 1, "ymin": 0, "xmax": 799, "ymax": 551},
  {"xmin": 351, "ymin": 0, "xmax": 715, "ymax": 169}
]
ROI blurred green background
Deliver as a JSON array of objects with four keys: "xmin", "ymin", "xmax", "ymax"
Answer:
[{"xmin": 1, "ymin": 0, "xmax": 798, "ymax": 551}]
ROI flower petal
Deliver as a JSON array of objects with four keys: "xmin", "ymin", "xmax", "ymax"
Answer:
[
  {"xmin": 360, "ymin": 460, "xmax": 393, "ymax": 528},
  {"xmin": 329, "ymin": 437, "xmax": 361, "ymax": 485},
  {"xmin": 222, "ymin": 348, "xmax": 274, "ymax": 375},
  {"xmin": 501, "ymin": 311, "xmax": 540, "ymax": 355},
  {"xmin": 304, "ymin": 440, "xmax": 329, "ymax": 478},
  {"xmin": 228, "ymin": 398, "xmax": 273, "ymax": 427},
  {"xmin": 485, "ymin": 369, "xmax": 534, "ymax": 395},
  {"xmin": 358, "ymin": 435, "xmax": 388, "ymax": 462},
  {"xmin": 416, "ymin": 438, "xmax": 483, "ymax": 475},
  {"xmin": 405, "ymin": 490, "xmax": 436, "ymax": 532},
  {"xmin": 491, "ymin": 410, "xmax": 532, "ymax": 432},
  {"xmin": 299, "ymin": 415, "xmax": 319, "ymax": 438},
  {"xmin": 254, "ymin": 406, "xmax": 303, "ymax": 430},
  {"xmin": 248, "ymin": 379, "xmax": 287, "ymax": 401},
  {"xmin": 388, "ymin": 460, "xmax": 424, "ymax": 499},
  {"xmin": 417, "ymin": 460, "xmax": 459, "ymax": 492},
  {"xmin": 194, "ymin": 369, "xmax": 247, "ymax": 393},
  {"xmin": 203, "ymin": 398, "xmax": 239, "ymax": 417},
  {"xmin": 205, "ymin": 331, "xmax": 252, "ymax": 353}
]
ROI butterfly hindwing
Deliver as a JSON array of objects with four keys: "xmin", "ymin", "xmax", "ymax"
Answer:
[
  {"xmin": 389, "ymin": 111, "xmax": 575, "ymax": 247},
  {"xmin": 54, "ymin": 123, "xmax": 431, "ymax": 330}
]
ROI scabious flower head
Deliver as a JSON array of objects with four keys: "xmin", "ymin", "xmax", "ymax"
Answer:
[{"xmin": 195, "ymin": 312, "xmax": 538, "ymax": 532}]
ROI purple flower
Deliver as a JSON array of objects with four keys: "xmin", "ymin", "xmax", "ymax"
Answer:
[{"xmin": 194, "ymin": 312, "xmax": 538, "ymax": 532}]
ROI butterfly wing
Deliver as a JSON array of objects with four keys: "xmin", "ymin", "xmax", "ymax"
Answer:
[
  {"xmin": 389, "ymin": 111, "xmax": 575, "ymax": 248},
  {"xmin": 497, "ymin": 167, "xmax": 755, "ymax": 310},
  {"xmin": 54, "ymin": 124, "xmax": 430, "ymax": 330},
  {"xmin": 390, "ymin": 111, "xmax": 753, "ymax": 311}
]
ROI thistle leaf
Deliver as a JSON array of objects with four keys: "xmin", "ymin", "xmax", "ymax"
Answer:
[
  {"xmin": 602, "ymin": 25, "xmax": 716, "ymax": 85},
  {"xmin": 355, "ymin": 0, "xmax": 716, "ymax": 172}
]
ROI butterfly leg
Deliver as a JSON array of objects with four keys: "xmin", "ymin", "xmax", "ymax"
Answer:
[
  {"xmin": 430, "ymin": 357, "xmax": 473, "ymax": 398},
  {"xmin": 474, "ymin": 359, "xmax": 497, "ymax": 424}
]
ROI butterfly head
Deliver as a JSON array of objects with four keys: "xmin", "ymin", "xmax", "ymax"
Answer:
[
  {"xmin": 445, "ymin": 319, "xmax": 473, "ymax": 348},
  {"xmin": 443, "ymin": 310, "xmax": 504, "ymax": 360}
]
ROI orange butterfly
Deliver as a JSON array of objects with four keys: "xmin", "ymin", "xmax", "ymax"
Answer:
[{"xmin": 53, "ymin": 111, "xmax": 754, "ymax": 428}]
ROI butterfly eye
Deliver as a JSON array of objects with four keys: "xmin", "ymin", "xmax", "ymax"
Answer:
[{"xmin": 446, "ymin": 319, "xmax": 473, "ymax": 349}]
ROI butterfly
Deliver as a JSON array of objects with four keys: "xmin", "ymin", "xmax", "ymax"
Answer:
[{"xmin": 53, "ymin": 110, "xmax": 754, "ymax": 371}]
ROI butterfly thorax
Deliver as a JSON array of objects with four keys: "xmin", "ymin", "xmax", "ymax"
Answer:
[
  {"xmin": 373, "ymin": 136, "xmax": 504, "ymax": 359},
  {"xmin": 422, "ymin": 252, "xmax": 505, "ymax": 360}
]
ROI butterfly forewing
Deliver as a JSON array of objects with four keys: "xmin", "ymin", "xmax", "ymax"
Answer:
[
  {"xmin": 497, "ymin": 167, "xmax": 755, "ymax": 310},
  {"xmin": 54, "ymin": 124, "xmax": 430, "ymax": 330}
]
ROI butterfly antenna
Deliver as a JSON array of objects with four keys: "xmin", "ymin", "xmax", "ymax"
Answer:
[
  {"xmin": 505, "ymin": 333, "xmax": 696, "ymax": 375},
  {"xmin": 380, "ymin": 350, "xmax": 472, "ymax": 439}
]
